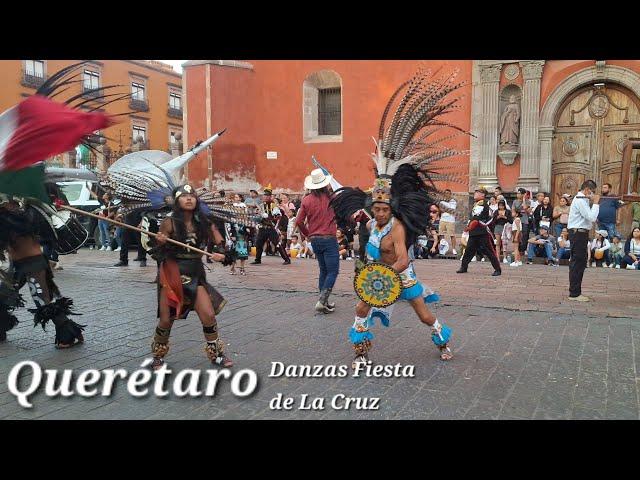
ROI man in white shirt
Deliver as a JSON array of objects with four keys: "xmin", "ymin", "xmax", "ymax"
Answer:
[
  {"xmin": 438, "ymin": 189, "xmax": 458, "ymax": 255},
  {"xmin": 567, "ymin": 180, "xmax": 600, "ymax": 302}
]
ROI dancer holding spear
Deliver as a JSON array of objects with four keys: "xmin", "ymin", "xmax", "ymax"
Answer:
[{"xmin": 64, "ymin": 184, "xmax": 236, "ymax": 369}]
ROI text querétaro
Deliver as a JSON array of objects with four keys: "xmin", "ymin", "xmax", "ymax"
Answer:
[{"xmin": 6, "ymin": 360, "xmax": 259, "ymax": 408}]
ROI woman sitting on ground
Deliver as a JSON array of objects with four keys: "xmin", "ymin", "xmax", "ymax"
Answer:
[
  {"xmin": 590, "ymin": 230, "xmax": 611, "ymax": 268},
  {"xmin": 552, "ymin": 195, "xmax": 570, "ymax": 239},
  {"xmin": 621, "ymin": 227, "xmax": 640, "ymax": 270}
]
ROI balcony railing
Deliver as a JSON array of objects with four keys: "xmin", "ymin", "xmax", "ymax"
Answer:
[
  {"xmin": 82, "ymin": 86, "xmax": 103, "ymax": 99},
  {"xmin": 136, "ymin": 139, "xmax": 150, "ymax": 150},
  {"xmin": 129, "ymin": 98, "xmax": 149, "ymax": 112},
  {"xmin": 21, "ymin": 70, "xmax": 47, "ymax": 89},
  {"xmin": 168, "ymin": 105, "xmax": 183, "ymax": 119}
]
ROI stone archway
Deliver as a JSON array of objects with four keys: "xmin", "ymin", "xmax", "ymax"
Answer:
[{"xmin": 538, "ymin": 64, "xmax": 640, "ymax": 193}]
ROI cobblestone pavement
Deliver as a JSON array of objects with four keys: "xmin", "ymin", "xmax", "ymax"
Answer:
[{"xmin": 1, "ymin": 249, "xmax": 639, "ymax": 420}]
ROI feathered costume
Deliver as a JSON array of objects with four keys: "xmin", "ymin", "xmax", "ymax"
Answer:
[
  {"xmin": 0, "ymin": 62, "xmax": 130, "ymax": 346},
  {"xmin": 147, "ymin": 184, "xmax": 236, "ymax": 369},
  {"xmin": 330, "ymin": 67, "xmax": 469, "ymax": 364},
  {"xmin": 99, "ymin": 130, "xmax": 258, "ymax": 229}
]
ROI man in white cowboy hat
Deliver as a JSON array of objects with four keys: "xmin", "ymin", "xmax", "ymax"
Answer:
[{"xmin": 295, "ymin": 168, "xmax": 340, "ymax": 314}]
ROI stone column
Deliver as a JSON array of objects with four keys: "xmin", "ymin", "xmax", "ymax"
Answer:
[
  {"xmin": 469, "ymin": 61, "xmax": 483, "ymax": 191},
  {"xmin": 477, "ymin": 63, "xmax": 502, "ymax": 189},
  {"xmin": 517, "ymin": 60, "xmax": 545, "ymax": 191},
  {"xmin": 538, "ymin": 126, "xmax": 554, "ymax": 193}
]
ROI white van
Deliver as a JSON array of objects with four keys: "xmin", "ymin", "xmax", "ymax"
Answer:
[{"xmin": 46, "ymin": 168, "xmax": 102, "ymax": 247}]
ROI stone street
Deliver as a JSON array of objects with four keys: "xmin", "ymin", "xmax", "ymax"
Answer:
[{"xmin": 1, "ymin": 249, "xmax": 639, "ymax": 420}]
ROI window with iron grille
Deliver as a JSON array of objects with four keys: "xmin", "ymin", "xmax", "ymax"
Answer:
[
  {"xmin": 83, "ymin": 70, "xmax": 100, "ymax": 91},
  {"xmin": 131, "ymin": 82, "xmax": 145, "ymax": 101},
  {"xmin": 169, "ymin": 92, "xmax": 181, "ymax": 110},
  {"xmin": 318, "ymin": 87, "xmax": 341, "ymax": 136},
  {"xmin": 25, "ymin": 60, "xmax": 45, "ymax": 78},
  {"xmin": 133, "ymin": 125, "xmax": 146, "ymax": 142}
]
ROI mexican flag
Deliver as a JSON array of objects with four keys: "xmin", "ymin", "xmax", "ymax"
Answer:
[
  {"xmin": 0, "ymin": 162, "xmax": 48, "ymax": 203},
  {"xmin": 0, "ymin": 94, "xmax": 112, "ymax": 201}
]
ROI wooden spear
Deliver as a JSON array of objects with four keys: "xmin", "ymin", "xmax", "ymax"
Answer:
[{"xmin": 59, "ymin": 204, "xmax": 222, "ymax": 260}]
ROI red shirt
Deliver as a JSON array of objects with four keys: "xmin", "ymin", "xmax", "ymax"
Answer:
[{"xmin": 295, "ymin": 192, "xmax": 337, "ymax": 238}]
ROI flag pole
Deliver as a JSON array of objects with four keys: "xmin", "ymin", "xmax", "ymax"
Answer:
[{"xmin": 59, "ymin": 205, "xmax": 218, "ymax": 259}]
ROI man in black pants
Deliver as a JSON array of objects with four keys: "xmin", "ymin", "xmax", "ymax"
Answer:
[
  {"xmin": 567, "ymin": 180, "xmax": 600, "ymax": 302},
  {"xmin": 251, "ymin": 187, "xmax": 290, "ymax": 265},
  {"xmin": 457, "ymin": 188, "xmax": 502, "ymax": 276},
  {"xmin": 114, "ymin": 210, "xmax": 147, "ymax": 267}
]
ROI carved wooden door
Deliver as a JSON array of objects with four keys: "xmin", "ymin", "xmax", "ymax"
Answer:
[{"xmin": 552, "ymin": 85, "xmax": 640, "ymax": 235}]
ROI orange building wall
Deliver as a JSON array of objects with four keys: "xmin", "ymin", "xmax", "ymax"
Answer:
[
  {"xmin": 0, "ymin": 60, "xmax": 183, "ymax": 155},
  {"xmin": 184, "ymin": 65, "xmax": 209, "ymax": 179},
  {"xmin": 210, "ymin": 65, "xmax": 259, "ymax": 187},
  {"xmin": 185, "ymin": 60, "xmax": 473, "ymax": 193},
  {"xmin": 186, "ymin": 59, "xmax": 640, "ymax": 195}
]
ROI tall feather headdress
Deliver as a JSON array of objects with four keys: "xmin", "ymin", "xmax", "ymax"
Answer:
[{"xmin": 331, "ymin": 66, "xmax": 470, "ymax": 246}]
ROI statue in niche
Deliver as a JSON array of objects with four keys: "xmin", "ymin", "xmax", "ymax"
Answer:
[{"xmin": 499, "ymin": 95, "xmax": 520, "ymax": 146}]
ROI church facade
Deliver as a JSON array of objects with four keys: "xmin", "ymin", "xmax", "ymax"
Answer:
[{"xmin": 183, "ymin": 60, "xmax": 640, "ymax": 208}]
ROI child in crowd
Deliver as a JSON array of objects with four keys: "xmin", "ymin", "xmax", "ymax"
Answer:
[
  {"xmin": 337, "ymin": 228, "xmax": 350, "ymax": 260},
  {"xmin": 229, "ymin": 193, "xmax": 249, "ymax": 275},
  {"xmin": 509, "ymin": 208, "xmax": 523, "ymax": 267},
  {"xmin": 299, "ymin": 238, "xmax": 314, "ymax": 259},
  {"xmin": 286, "ymin": 209, "xmax": 297, "ymax": 249},
  {"xmin": 289, "ymin": 234, "xmax": 303, "ymax": 257},
  {"xmin": 610, "ymin": 234, "xmax": 624, "ymax": 269}
]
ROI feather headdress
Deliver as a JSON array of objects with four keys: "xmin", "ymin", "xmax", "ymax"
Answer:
[{"xmin": 331, "ymin": 66, "xmax": 469, "ymax": 245}]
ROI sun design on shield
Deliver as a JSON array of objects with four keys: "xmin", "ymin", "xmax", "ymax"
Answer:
[{"xmin": 354, "ymin": 263, "xmax": 402, "ymax": 307}]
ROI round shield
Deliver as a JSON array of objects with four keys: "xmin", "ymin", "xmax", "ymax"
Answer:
[{"xmin": 354, "ymin": 262, "xmax": 402, "ymax": 308}]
